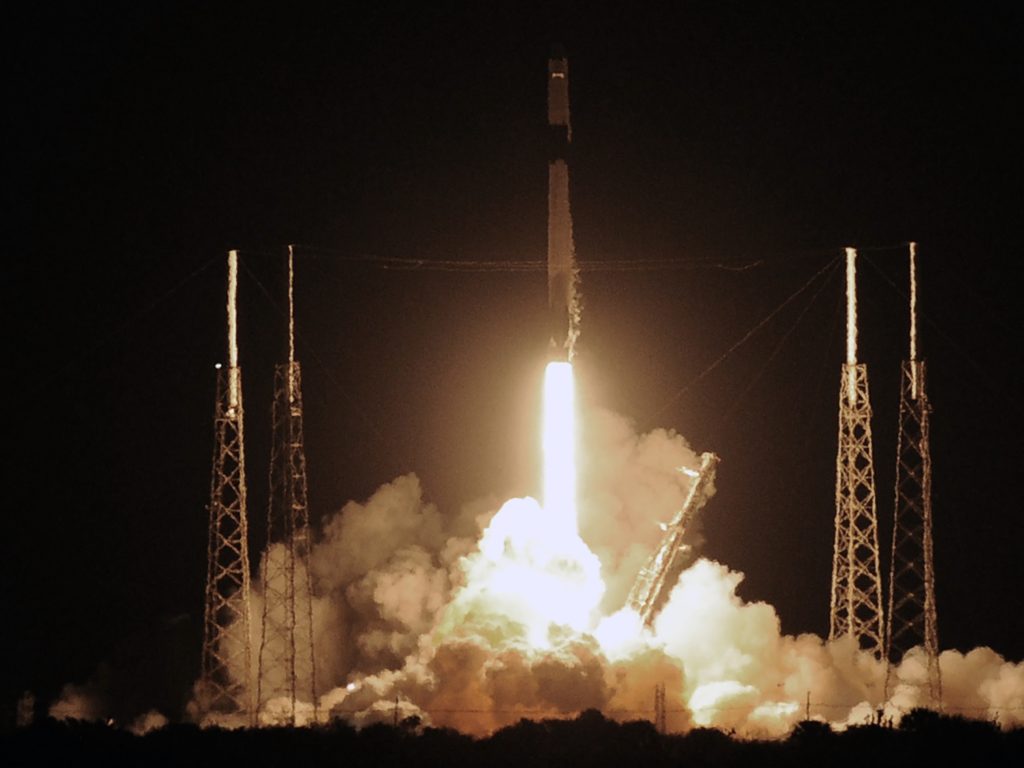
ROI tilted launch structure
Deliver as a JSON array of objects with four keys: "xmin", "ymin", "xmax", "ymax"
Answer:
[{"xmin": 627, "ymin": 452, "xmax": 720, "ymax": 627}]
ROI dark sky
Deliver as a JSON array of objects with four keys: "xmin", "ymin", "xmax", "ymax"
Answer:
[{"xmin": 10, "ymin": 2, "xmax": 1023, "ymax": 718}]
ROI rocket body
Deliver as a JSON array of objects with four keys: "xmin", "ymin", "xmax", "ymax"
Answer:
[{"xmin": 547, "ymin": 52, "xmax": 576, "ymax": 360}]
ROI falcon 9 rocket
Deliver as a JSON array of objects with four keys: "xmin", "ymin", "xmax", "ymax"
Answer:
[{"xmin": 547, "ymin": 49, "xmax": 577, "ymax": 361}]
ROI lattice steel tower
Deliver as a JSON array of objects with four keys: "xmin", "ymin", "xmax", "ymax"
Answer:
[
  {"xmin": 200, "ymin": 249, "xmax": 255, "ymax": 723},
  {"xmin": 654, "ymin": 683, "xmax": 667, "ymax": 735},
  {"xmin": 829, "ymin": 247, "xmax": 885, "ymax": 657},
  {"xmin": 885, "ymin": 243, "xmax": 941, "ymax": 703},
  {"xmin": 257, "ymin": 246, "xmax": 318, "ymax": 724}
]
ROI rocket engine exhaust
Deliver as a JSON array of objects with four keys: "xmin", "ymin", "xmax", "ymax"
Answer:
[{"xmin": 547, "ymin": 49, "xmax": 578, "ymax": 361}]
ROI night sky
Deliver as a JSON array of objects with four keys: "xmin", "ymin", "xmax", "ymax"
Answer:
[{"xmin": 11, "ymin": 3, "xmax": 1023, "ymax": 719}]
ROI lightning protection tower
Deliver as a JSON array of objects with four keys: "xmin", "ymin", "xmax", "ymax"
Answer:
[
  {"xmin": 257, "ymin": 245, "xmax": 318, "ymax": 724},
  {"xmin": 884, "ymin": 243, "xmax": 941, "ymax": 704},
  {"xmin": 829, "ymin": 247, "xmax": 885, "ymax": 658},
  {"xmin": 654, "ymin": 683, "xmax": 667, "ymax": 735},
  {"xmin": 200, "ymin": 249, "xmax": 255, "ymax": 723}
]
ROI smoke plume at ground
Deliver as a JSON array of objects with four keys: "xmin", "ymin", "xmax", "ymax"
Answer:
[
  {"xmin": 247, "ymin": 406, "xmax": 1021, "ymax": 735},
  {"xmin": 46, "ymin": 407, "xmax": 1023, "ymax": 736}
]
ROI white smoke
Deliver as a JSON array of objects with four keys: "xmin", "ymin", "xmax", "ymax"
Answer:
[
  {"xmin": 308, "ymin": 473, "xmax": 485, "ymax": 680},
  {"xmin": 187, "ymin": 406, "xmax": 1022, "ymax": 736},
  {"xmin": 48, "ymin": 682, "xmax": 105, "ymax": 722},
  {"xmin": 128, "ymin": 709, "xmax": 169, "ymax": 734},
  {"xmin": 577, "ymin": 408, "xmax": 702, "ymax": 612}
]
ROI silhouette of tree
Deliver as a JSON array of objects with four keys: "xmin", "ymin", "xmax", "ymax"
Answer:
[{"xmin": 3, "ymin": 712, "xmax": 1022, "ymax": 767}]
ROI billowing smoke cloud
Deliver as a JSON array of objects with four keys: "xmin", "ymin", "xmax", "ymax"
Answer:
[
  {"xmin": 59, "ymin": 403, "xmax": 1019, "ymax": 736},
  {"xmin": 128, "ymin": 709, "xmax": 169, "ymax": 735},
  {"xmin": 48, "ymin": 682, "xmax": 107, "ymax": 723},
  {"xmin": 577, "ymin": 409, "xmax": 702, "ymax": 612},
  {"xmin": 308, "ymin": 474, "xmax": 488, "ymax": 682},
  {"xmin": 244, "ymin": 407, "xmax": 1019, "ymax": 736}
]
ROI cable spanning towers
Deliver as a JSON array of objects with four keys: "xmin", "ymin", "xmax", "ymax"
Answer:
[
  {"xmin": 258, "ymin": 246, "xmax": 318, "ymax": 724},
  {"xmin": 885, "ymin": 243, "xmax": 940, "ymax": 703},
  {"xmin": 200, "ymin": 249, "xmax": 255, "ymax": 723},
  {"xmin": 829, "ymin": 248, "xmax": 885, "ymax": 658}
]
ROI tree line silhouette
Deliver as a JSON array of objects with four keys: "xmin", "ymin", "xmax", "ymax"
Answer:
[{"xmin": 4, "ymin": 708, "xmax": 1021, "ymax": 767}]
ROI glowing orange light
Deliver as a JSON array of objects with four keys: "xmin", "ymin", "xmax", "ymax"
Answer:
[{"xmin": 542, "ymin": 361, "xmax": 577, "ymax": 535}]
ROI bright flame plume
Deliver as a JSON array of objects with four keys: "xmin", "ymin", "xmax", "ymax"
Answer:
[
  {"xmin": 431, "ymin": 361, "xmax": 602, "ymax": 649},
  {"xmin": 172, "ymin": 345, "xmax": 1024, "ymax": 738},
  {"xmin": 542, "ymin": 361, "xmax": 577, "ymax": 536}
]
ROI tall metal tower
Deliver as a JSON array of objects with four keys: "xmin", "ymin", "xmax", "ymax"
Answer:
[
  {"xmin": 829, "ymin": 248, "xmax": 885, "ymax": 657},
  {"xmin": 200, "ymin": 249, "xmax": 255, "ymax": 722},
  {"xmin": 885, "ymin": 243, "xmax": 941, "ymax": 704},
  {"xmin": 257, "ymin": 245, "xmax": 318, "ymax": 724},
  {"xmin": 654, "ymin": 683, "xmax": 667, "ymax": 735}
]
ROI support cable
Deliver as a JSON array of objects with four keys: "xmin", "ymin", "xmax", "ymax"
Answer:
[{"xmin": 650, "ymin": 254, "xmax": 841, "ymax": 421}]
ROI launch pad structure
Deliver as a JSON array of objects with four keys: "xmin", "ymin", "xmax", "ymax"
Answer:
[
  {"xmin": 191, "ymin": 54, "xmax": 949, "ymax": 731},
  {"xmin": 627, "ymin": 452, "xmax": 720, "ymax": 628}
]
